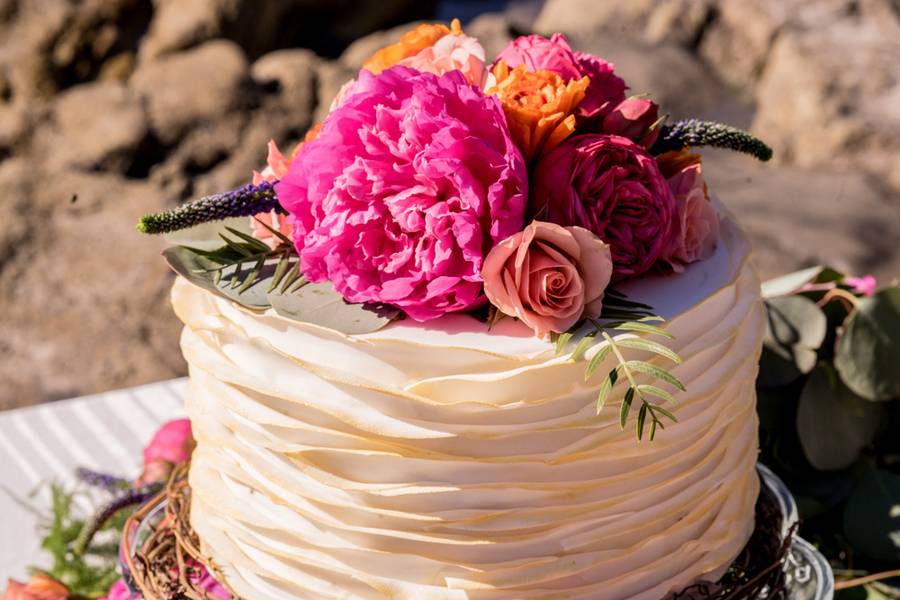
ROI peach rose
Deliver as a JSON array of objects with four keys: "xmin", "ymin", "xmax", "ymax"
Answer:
[
  {"xmin": 482, "ymin": 221, "xmax": 613, "ymax": 339},
  {"xmin": 363, "ymin": 20, "xmax": 462, "ymax": 75},
  {"xmin": 398, "ymin": 30, "xmax": 493, "ymax": 88},
  {"xmin": 2, "ymin": 575, "xmax": 68, "ymax": 600},
  {"xmin": 658, "ymin": 152, "xmax": 719, "ymax": 271},
  {"xmin": 488, "ymin": 61, "xmax": 588, "ymax": 163}
]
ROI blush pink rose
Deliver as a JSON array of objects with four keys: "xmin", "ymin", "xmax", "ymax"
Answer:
[
  {"xmin": 276, "ymin": 66, "xmax": 528, "ymax": 321},
  {"xmin": 136, "ymin": 419, "xmax": 194, "ymax": 486},
  {"xmin": 601, "ymin": 97, "xmax": 660, "ymax": 148},
  {"xmin": 494, "ymin": 34, "xmax": 626, "ymax": 124},
  {"xmin": 398, "ymin": 32, "xmax": 494, "ymax": 89},
  {"xmin": 251, "ymin": 140, "xmax": 294, "ymax": 248},
  {"xmin": 482, "ymin": 221, "xmax": 612, "ymax": 338},
  {"xmin": 663, "ymin": 162, "xmax": 719, "ymax": 272},
  {"xmin": 531, "ymin": 134, "xmax": 677, "ymax": 281},
  {"xmin": 3, "ymin": 575, "xmax": 68, "ymax": 600}
]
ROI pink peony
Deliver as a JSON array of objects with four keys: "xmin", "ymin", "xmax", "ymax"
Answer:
[
  {"xmin": 398, "ymin": 31, "xmax": 494, "ymax": 89},
  {"xmin": 276, "ymin": 66, "xmax": 528, "ymax": 321},
  {"xmin": 494, "ymin": 34, "xmax": 626, "ymax": 124},
  {"xmin": 663, "ymin": 162, "xmax": 719, "ymax": 272},
  {"xmin": 601, "ymin": 97, "xmax": 660, "ymax": 148},
  {"xmin": 136, "ymin": 419, "xmax": 194, "ymax": 486},
  {"xmin": 251, "ymin": 140, "xmax": 295, "ymax": 248},
  {"xmin": 531, "ymin": 134, "xmax": 677, "ymax": 280},
  {"xmin": 483, "ymin": 221, "xmax": 612, "ymax": 338}
]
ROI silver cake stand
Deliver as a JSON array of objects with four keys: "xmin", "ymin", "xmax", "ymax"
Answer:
[{"xmin": 120, "ymin": 465, "xmax": 835, "ymax": 599}]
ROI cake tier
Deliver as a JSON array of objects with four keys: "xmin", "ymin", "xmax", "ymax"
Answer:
[{"xmin": 174, "ymin": 216, "xmax": 764, "ymax": 600}]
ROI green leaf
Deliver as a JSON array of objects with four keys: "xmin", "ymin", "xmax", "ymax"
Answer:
[
  {"xmin": 761, "ymin": 266, "xmax": 827, "ymax": 298},
  {"xmin": 163, "ymin": 246, "xmax": 272, "ymax": 309},
  {"xmin": 555, "ymin": 332, "xmax": 574, "ymax": 355},
  {"xmin": 585, "ymin": 344, "xmax": 613, "ymax": 381},
  {"xmin": 636, "ymin": 384, "xmax": 677, "ymax": 405},
  {"xmin": 620, "ymin": 387, "xmax": 634, "ymax": 429},
  {"xmin": 278, "ymin": 262, "xmax": 303, "ymax": 294},
  {"xmin": 652, "ymin": 405, "xmax": 678, "ymax": 422},
  {"xmin": 570, "ymin": 335, "xmax": 595, "ymax": 361},
  {"xmin": 267, "ymin": 255, "xmax": 293, "ymax": 293},
  {"xmin": 614, "ymin": 321, "xmax": 674, "ymax": 339},
  {"xmin": 624, "ymin": 360, "xmax": 686, "ymax": 391},
  {"xmin": 218, "ymin": 232, "xmax": 254, "ymax": 257},
  {"xmin": 649, "ymin": 418, "xmax": 658, "ymax": 440},
  {"xmin": 224, "ymin": 226, "xmax": 273, "ymax": 253},
  {"xmin": 796, "ymin": 366, "xmax": 884, "ymax": 471},
  {"xmin": 597, "ymin": 367, "xmax": 617, "ymax": 412},
  {"xmin": 267, "ymin": 281, "xmax": 399, "ymax": 335},
  {"xmin": 843, "ymin": 467, "xmax": 900, "ymax": 562},
  {"xmin": 614, "ymin": 337, "xmax": 682, "ymax": 364},
  {"xmin": 835, "ymin": 288, "xmax": 900, "ymax": 401},
  {"xmin": 636, "ymin": 402, "xmax": 648, "ymax": 440},
  {"xmin": 758, "ymin": 295, "xmax": 827, "ymax": 387}
]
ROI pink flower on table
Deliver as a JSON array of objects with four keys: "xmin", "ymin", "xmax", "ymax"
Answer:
[
  {"xmin": 601, "ymin": 97, "xmax": 660, "ymax": 148},
  {"xmin": 661, "ymin": 158, "xmax": 719, "ymax": 272},
  {"xmin": 494, "ymin": 33, "xmax": 626, "ymax": 124},
  {"xmin": 531, "ymin": 134, "xmax": 677, "ymax": 281},
  {"xmin": 135, "ymin": 419, "xmax": 194, "ymax": 486},
  {"xmin": 101, "ymin": 580, "xmax": 136, "ymax": 600},
  {"xmin": 276, "ymin": 66, "xmax": 528, "ymax": 321},
  {"xmin": 844, "ymin": 274, "xmax": 876, "ymax": 296},
  {"xmin": 250, "ymin": 140, "xmax": 295, "ymax": 248},
  {"xmin": 483, "ymin": 221, "xmax": 612, "ymax": 339},
  {"xmin": 2, "ymin": 575, "xmax": 68, "ymax": 600}
]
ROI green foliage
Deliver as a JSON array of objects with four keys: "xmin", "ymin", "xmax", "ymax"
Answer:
[
  {"xmin": 756, "ymin": 266, "xmax": 900, "ymax": 592},
  {"xmin": 555, "ymin": 291, "xmax": 684, "ymax": 441},
  {"xmin": 163, "ymin": 225, "xmax": 400, "ymax": 334},
  {"xmin": 31, "ymin": 484, "xmax": 127, "ymax": 597}
]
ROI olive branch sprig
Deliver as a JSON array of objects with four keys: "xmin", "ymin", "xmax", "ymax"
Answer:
[
  {"xmin": 554, "ymin": 290, "xmax": 685, "ymax": 441},
  {"xmin": 184, "ymin": 220, "xmax": 307, "ymax": 295}
]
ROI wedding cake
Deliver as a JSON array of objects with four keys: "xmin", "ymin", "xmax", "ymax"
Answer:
[{"xmin": 140, "ymin": 19, "xmax": 773, "ymax": 599}]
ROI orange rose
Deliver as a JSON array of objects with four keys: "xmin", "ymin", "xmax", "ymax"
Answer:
[
  {"xmin": 489, "ymin": 61, "xmax": 588, "ymax": 163},
  {"xmin": 2, "ymin": 575, "xmax": 69, "ymax": 600},
  {"xmin": 363, "ymin": 19, "xmax": 463, "ymax": 75}
]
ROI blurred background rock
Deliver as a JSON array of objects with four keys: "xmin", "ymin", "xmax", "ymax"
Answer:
[{"xmin": 0, "ymin": 0, "xmax": 896, "ymax": 409}]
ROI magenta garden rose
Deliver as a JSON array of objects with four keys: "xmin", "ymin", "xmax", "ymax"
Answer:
[
  {"xmin": 494, "ymin": 33, "xmax": 626, "ymax": 124},
  {"xmin": 276, "ymin": 66, "xmax": 528, "ymax": 321},
  {"xmin": 482, "ymin": 220, "xmax": 612, "ymax": 338},
  {"xmin": 531, "ymin": 134, "xmax": 677, "ymax": 280}
]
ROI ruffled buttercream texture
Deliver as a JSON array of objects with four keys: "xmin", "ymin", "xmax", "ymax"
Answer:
[{"xmin": 173, "ymin": 216, "xmax": 763, "ymax": 600}]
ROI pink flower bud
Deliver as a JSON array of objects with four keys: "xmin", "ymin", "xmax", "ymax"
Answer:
[{"xmin": 601, "ymin": 98, "xmax": 660, "ymax": 148}]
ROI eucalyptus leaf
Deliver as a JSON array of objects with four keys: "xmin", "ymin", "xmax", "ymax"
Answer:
[
  {"xmin": 163, "ymin": 246, "xmax": 273, "ymax": 309},
  {"xmin": 761, "ymin": 266, "xmax": 826, "ymax": 299},
  {"xmin": 835, "ymin": 288, "xmax": 900, "ymax": 401},
  {"xmin": 796, "ymin": 366, "xmax": 883, "ymax": 471},
  {"xmin": 844, "ymin": 466, "xmax": 900, "ymax": 562},
  {"xmin": 267, "ymin": 281, "xmax": 399, "ymax": 335},
  {"xmin": 759, "ymin": 296, "xmax": 827, "ymax": 387}
]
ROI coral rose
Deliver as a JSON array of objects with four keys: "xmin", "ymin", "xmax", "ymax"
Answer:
[
  {"xmin": 276, "ymin": 66, "xmax": 528, "ymax": 321},
  {"xmin": 251, "ymin": 140, "xmax": 294, "ymax": 247},
  {"xmin": 657, "ymin": 151, "xmax": 719, "ymax": 271},
  {"xmin": 482, "ymin": 221, "xmax": 612, "ymax": 339},
  {"xmin": 489, "ymin": 61, "xmax": 588, "ymax": 163},
  {"xmin": 494, "ymin": 33, "xmax": 626, "ymax": 124},
  {"xmin": 531, "ymin": 134, "xmax": 677, "ymax": 280},
  {"xmin": 2, "ymin": 575, "xmax": 68, "ymax": 600},
  {"xmin": 363, "ymin": 20, "xmax": 461, "ymax": 74}
]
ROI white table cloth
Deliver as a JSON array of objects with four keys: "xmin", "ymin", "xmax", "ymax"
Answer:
[{"xmin": 0, "ymin": 378, "xmax": 187, "ymax": 580}]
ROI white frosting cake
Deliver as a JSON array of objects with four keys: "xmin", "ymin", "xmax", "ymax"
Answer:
[{"xmin": 173, "ymin": 215, "xmax": 764, "ymax": 599}]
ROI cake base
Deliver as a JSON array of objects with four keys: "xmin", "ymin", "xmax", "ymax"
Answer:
[{"xmin": 122, "ymin": 466, "xmax": 793, "ymax": 600}]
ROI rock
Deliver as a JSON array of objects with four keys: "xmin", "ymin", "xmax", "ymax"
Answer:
[
  {"xmin": 533, "ymin": 0, "xmax": 711, "ymax": 47},
  {"xmin": 464, "ymin": 12, "xmax": 512, "ymax": 62},
  {"xmin": 41, "ymin": 80, "xmax": 147, "ymax": 173},
  {"xmin": 703, "ymin": 149, "xmax": 900, "ymax": 282},
  {"xmin": 0, "ymin": 167, "xmax": 184, "ymax": 408},
  {"xmin": 130, "ymin": 40, "xmax": 250, "ymax": 145},
  {"xmin": 139, "ymin": 0, "xmax": 240, "ymax": 62},
  {"xmin": 0, "ymin": 159, "xmax": 32, "ymax": 264},
  {"xmin": 751, "ymin": 16, "xmax": 900, "ymax": 189},
  {"xmin": 315, "ymin": 60, "xmax": 355, "ymax": 123},
  {"xmin": 565, "ymin": 34, "xmax": 735, "ymax": 120},
  {"xmin": 251, "ymin": 48, "xmax": 318, "ymax": 118}
]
